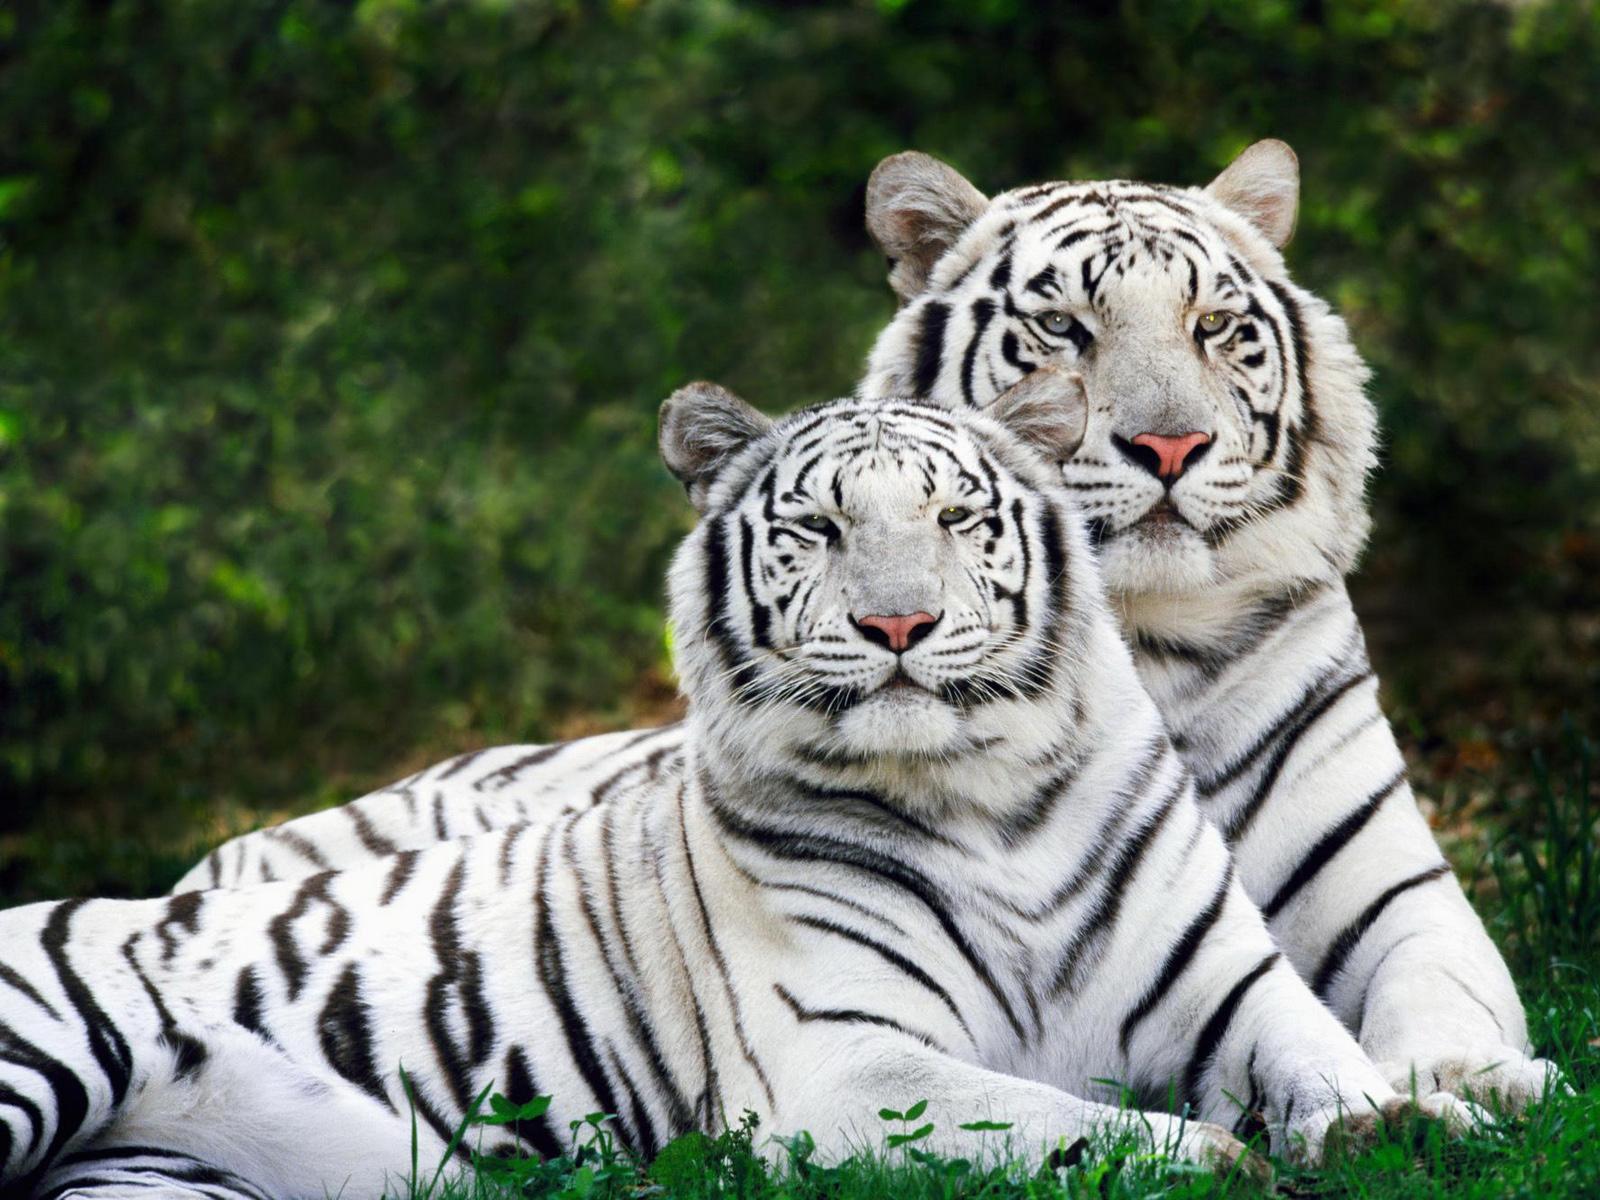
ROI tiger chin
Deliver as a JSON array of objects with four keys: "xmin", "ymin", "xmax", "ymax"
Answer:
[{"xmin": 1, "ymin": 378, "xmax": 1486, "ymax": 1197}]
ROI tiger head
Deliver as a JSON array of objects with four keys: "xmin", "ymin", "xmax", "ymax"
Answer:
[
  {"xmin": 660, "ymin": 372, "xmax": 1122, "ymax": 793},
  {"xmin": 860, "ymin": 141, "xmax": 1376, "ymax": 612}
]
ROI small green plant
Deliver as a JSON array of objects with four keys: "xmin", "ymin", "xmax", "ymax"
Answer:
[{"xmin": 878, "ymin": 1098, "xmax": 935, "ymax": 1150}]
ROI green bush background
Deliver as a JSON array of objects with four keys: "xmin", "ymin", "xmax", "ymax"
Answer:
[{"xmin": 2, "ymin": 0, "xmax": 1597, "ymax": 901}]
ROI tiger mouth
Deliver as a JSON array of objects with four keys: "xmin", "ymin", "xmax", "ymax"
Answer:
[
  {"xmin": 879, "ymin": 669, "xmax": 931, "ymax": 694},
  {"xmin": 1134, "ymin": 498, "xmax": 1197, "ymax": 532}
]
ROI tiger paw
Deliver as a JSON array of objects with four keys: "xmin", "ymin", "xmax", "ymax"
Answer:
[
  {"xmin": 1289, "ymin": 1091, "xmax": 1485, "ymax": 1166},
  {"xmin": 1169, "ymin": 1118, "xmax": 1273, "ymax": 1184},
  {"xmin": 1379, "ymin": 1050, "xmax": 1567, "ymax": 1114}
]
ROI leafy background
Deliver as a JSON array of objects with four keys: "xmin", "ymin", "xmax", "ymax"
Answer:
[{"xmin": 2, "ymin": 0, "xmax": 1596, "ymax": 903}]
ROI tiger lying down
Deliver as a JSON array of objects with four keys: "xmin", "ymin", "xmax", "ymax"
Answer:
[
  {"xmin": 3, "ymin": 380, "xmax": 1480, "ymax": 1198},
  {"xmin": 183, "ymin": 141, "xmax": 1557, "ymax": 1110}
]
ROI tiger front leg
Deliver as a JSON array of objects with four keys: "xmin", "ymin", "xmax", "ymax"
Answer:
[
  {"xmin": 1119, "ymin": 854, "xmax": 1482, "ymax": 1166},
  {"xmin": 1338, "ymin": 893, "xmax": 1564, "ymax": 1112},
  {"xmin": 771, "ymin": 1030, "xmax": 1263, "ymax": 1178}
]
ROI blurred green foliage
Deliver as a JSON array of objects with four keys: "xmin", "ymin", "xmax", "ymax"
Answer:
[{"xmin": 1, "ymin": 1, "xmax": 1596, "ymax": 889}]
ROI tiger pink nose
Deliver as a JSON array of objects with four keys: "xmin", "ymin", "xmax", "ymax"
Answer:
[
  {"xmin": 1131, "ymin": 431, "xmax": 1212, "ymax": 480},
  {"xmin": 854, "ymin": 611, "xmax": 939, "ymax": 653}
]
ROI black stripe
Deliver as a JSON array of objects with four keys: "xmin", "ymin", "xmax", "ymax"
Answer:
[
  {"xmin": 404, "ymin": 1075, "xmax": 471, "ymax": 1166},
  {"xmin": 316, "ymin": 963, "xmax": 395, "ymax": 1111},
  {"xmin": 999, "ymin": 329, "xmax": 1035, "ymax": 375},
  {"xmin": 1196, "ymin": 663, "xmax": 1362, "ymax": 799},
  {"xmin": 231, "ymin": 967, "xmax": 266, "ymax": 1037},
  {"xmin": 677, "ymin": 787, "xmax": 777, "ymax": 1109},
  {"xmin": 41, "ymin": 901, "xmax": 133, "ymax": 1106},
  {"xmin": 960, "ymin": 298, "xmax": 995, "ymax": 407},
  {"xmin": 564, "ymin": 818, "xmax": 694, "ymax": 1136},
  {"xmin": 424, "ymin": 859, "xmax": 496, "ymax": 1111},
  {"xmin": 1021, "ymin": 739, "xmax": 1167, "ymax": 921},
  {"xmin": 34, "ymin": 1174, "xmax": 252, "ymax": 1200},
  {"xmin": 792, "ymin": 914, "xmax": 972, "ymax": 1043},
  {"xmin": 1221, "ymin": 671, "xmax": 1373, "ymax": 840},
  {"xmin": 0, "ymin": 1017, "xmax": 91, "ymax": 1185},
  {"xmin": 119, "ymin": 934, "xmax": 206, "ymax": 1080},
  {"xmin": 911, "ymin": 302, "xmax": 950, "ymax": 398},
  {"xmin": 986, "ymin": 498, "xmax": 1030, "ymax": 636},
  {"xmin": 0, "ymin": 1080, "xmax": 40, "ymax": 1169},
  {"xmin": 1313, "ymin": 865, "xmax": 1450, "ymax": 998},
  {"xmin": 791, "ymin": 781, "xmax": 956, "ymax": 847},
  {"xmin": 380, "ymin": 850, "xmax": 420, "ymax": 906},
  {"xmin": 1132, "ymin": 629, "xmax": 1229, "ymax": 679},
  {"xmin": 39, "ymin": 1157, "xmax": 270, "ymax": 1200},
  {"xmin": 1182, "ymin": 952, "xmax": 1281, "ymax": 1105},
  {"xmin": 737, "ymin": 516, "xmax": 772, "ymax": 649},
  {"xmin": 0, "ymin": 963, "xmax": 59, "ymax": 1019},
  {"xmin": 437, "ymin": 748, "xmax": 489, "ymax": 780},
  {"xmin": 533, "ymin": 821, "xmax": 627, "ymax": 1125},
  {"xmin": 471, "ymin": 742, "xmax": 572, "ymax": 791},
  {"xmin": 645, "ymin": 812, "xmax": 720, "ymax": 1128},
  {"xmin": 265, "ymin": 873, "xmax": 346, "ymax": 1001},
  {"xmin": 265, "ymin": 826, "xmax": 331, "ymax": 871},
  {"xmin": 52, "ymin": 1144, "xmax": 228, "ymax": 1169},
  {"xmin": 502, "ymin": 1045, "xmax": 565, "ymax": 1160},
  {"xmin": 1016, "ymin": 500, "xmax": 1070, "ymax": 700},
  {"xmin": 1266, "ymin": 278, "xmax": 1316, "ymax": 494},
  {"xmin": 997, "ymin": 757, "xmax": 1080, "ymax": 847},
  {"xmin": 772, "ymin": 984, "xmax": 945, "ymax": 1052},
  {"xmin": 702, "ymin": 516, "xmax": 751, "ymax": 693},
  {"xmin": 608, "ymin": 1044, "xmax": 659, "ymax": 1160},
  {"xmin": 345, "ymin": 804, "xmax": 399, "ymax": 856},
  {"xmin": 1262, "ymin": 769, "xmax": 1406, "ymax": 920},
  {"xmin": 1119, "ymin": 863, "xmax": 1233, "ymax": 1053},
  {"xmin": 498, "ymin": 824, "xmax": 529, "ymax": 887},
  {"xmin": 1051, "ymin": 778, "xmax": 1183, "ymax": 996},
  {"xmin": 154, "ymin": 892, "xmax": 203, "ymax": 966}
]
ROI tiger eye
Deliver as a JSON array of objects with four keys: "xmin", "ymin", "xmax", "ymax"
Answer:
[
  {"xmin": 1040, "ymin": 312, "xmax": 1075, "ymax": 335},
  {"xmin": 1198, "ymin": 312, "xmax": 1230, "ymax": 333},
  {"xmin": 938, "ymin": 506, "xmax": 973, "ymax": 527}
]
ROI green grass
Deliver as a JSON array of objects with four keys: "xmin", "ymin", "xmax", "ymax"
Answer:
[
  {"xmin": 379, "ymin": 730, "xmax": 1599, "ymax": 1200},
  {"xmin": 390, "ymin": 1074, "xmax": 1600, "ymax": 1200}
]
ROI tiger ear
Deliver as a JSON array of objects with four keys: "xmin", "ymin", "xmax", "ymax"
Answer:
[
  {"xmin": 988, "ymin": 367, "xmax": 1089, "ymax": 462},
  {"xmin": 866, "ymin": 152, "xmax": 990, "ymax": 304},
  {"xmin": 1204, "ymin": 139, "xmax": 1299, "ymax": 249},
  {"xmin": 659, "ymin": 381, "xmax": 774, "ymax": 512}
]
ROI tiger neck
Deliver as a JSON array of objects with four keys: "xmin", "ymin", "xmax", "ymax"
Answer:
[{"xmin": 1111, "ymin": 571, "xmax": 1351, "ymax": 651}]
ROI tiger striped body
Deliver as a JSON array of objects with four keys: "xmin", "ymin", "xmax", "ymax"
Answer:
[
  {"xmin": 183, "ymin": 725, "xmax": 688, "ymax": 892},
  {"xmin": 4, "ymin": 391, "xmax": 1478, "ymax": 1197},
  {"xmin": 1127, "ymin": 580, "xmax": 1538, "ymax": 1096},
  {"xmin": 177, "ymin": 144, "xmax": 1555, "ymax": 1108}
]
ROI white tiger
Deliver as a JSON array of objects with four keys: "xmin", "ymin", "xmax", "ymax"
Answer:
[
  {"xmin": 2, "ymin": 385, "xmax": 1478, "ymax": 1199},
  {"xmin": 177, "ymin": 142, "xmax": 1559, "ymax": 1111}
]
